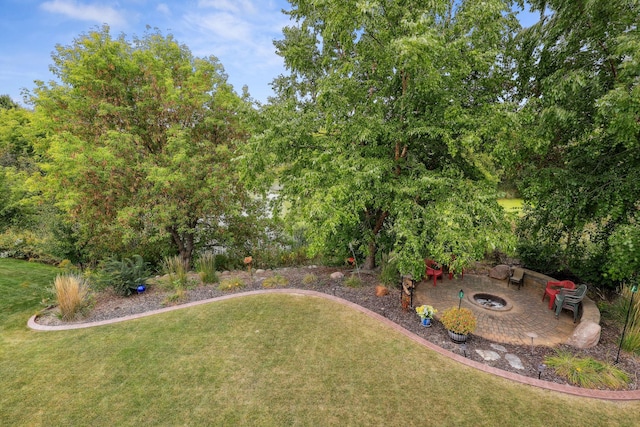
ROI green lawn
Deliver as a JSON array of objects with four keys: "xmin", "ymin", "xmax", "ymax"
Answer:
[
  {"xmin": 498, "ymin": 198, "xmax": 524, "ymax": 214},
  {"xmin": 1, "ymin": 259, "xmax": 639, "ymax": 426}
]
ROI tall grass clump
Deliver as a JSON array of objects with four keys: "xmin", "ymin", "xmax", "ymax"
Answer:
[
  {"xmin": 196, "ymin": 252, "xmax": 218, "ymax": 284},
  {"xmin": 163, "ymin": 255, "xmax": 188, "ymax": 289},
  {"xmin": 619, "ymin": 284, "xmax": 640, "ymax": 354},
  {"xmin": 54, "ymin": 274, "xmax": 89, "ymax": 321},
  {"xmin": 379, "ymin": 252, "xmax": 399, "ymax": 285},
  {"xmin": 544, "ymin": 350, "xmax": 630, "ymax": 389}
]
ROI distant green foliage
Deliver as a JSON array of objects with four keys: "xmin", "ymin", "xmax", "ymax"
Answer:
[{"xmin": 99, "ymin": 255, "xmax": 149, "ymax": 296}]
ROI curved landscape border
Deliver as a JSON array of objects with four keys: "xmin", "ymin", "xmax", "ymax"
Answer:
[{"xmin": 28, "ymin": 288, "xmax": 639, "ymax": 401}]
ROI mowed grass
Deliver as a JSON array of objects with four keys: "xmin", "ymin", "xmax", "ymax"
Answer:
[
  {"xmin": 1, "ymin": 260, "xmax": 640, "ymax": 426},
  {"xmin": 498, "ymin": 198, "xmax": 524, "ymax": 214}
]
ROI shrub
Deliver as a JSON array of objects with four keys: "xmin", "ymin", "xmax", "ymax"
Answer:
[
  {"xmin": 196, "ymin": 252, "xmax": 218, "ymax": 284},
  {"xmin": 163, "ymin": 255, "xmax": 187, "ymax": 289},
  {"xmin": 544, "ymin": 350, "xmax": 630, "ymax": 389},
  {"xmin": 344, "ymin": 274, "xmax": 363, "ymax": 288},
  {"xmin": 100, "ymin": 255, "xmax": 149, "ymax": 296},
  {"xmin": 379, "ymin": 253, "xmax": 399, "ymax": 285},
  {"xmin": 262, "ymin": 274, "xmax": 289, "ymax": 288},
  {"xmin": 54, "ymin": 274, "xmax": 90, "ymax": 321},
  {"xmin": 302, "ymin": 273, "xmax": 318, "ymax": 285},
  {"xmin": 439, "ymin": 307, "xmax": 477, "ymax": 335},
  {"xmin": 218, "ymin": 278, "xmax": 245, "ymax": 291}
]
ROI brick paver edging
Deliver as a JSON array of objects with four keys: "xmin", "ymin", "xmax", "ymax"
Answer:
[{"xmin": 28, "ymin": 289, "xmax": 639, "ymax": 401}]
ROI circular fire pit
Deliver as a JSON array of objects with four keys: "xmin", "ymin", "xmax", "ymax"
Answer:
[{"xmin": 469, "ymin": 292, "xmax": 513, "ymax": 312}]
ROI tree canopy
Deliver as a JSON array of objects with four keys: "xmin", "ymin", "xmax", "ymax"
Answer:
[
  {"xmin": 512, "ymin": 0, "xmax": 640, "ymax": 286},
  {"xmin": 247, "ymin": 0, "xmax": 520, "ymax": 278},
  {"xmin": 27, "ymin": 26, "xmax": 257, "ymax": 267}
]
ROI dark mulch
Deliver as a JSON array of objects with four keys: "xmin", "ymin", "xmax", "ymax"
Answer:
[{"xmin": 36, "ymin": 265, "xmax": 639, "ymax": 391}]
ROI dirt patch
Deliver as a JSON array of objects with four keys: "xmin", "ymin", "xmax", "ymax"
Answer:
[{"xmin": 35, "ymin": 265, "xmax": 639, "ymax": 391}]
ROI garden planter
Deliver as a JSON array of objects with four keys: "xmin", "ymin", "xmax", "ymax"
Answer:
[
  {"xmin": 421, "ymin": 318, "xmax": 432, "ymax": 327},
  {"xmin": 447, "ymin": 330, "xmax": 468, "ymax": 343}
]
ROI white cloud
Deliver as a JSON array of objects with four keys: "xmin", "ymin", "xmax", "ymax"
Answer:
[
  {"xmin": 184, "ymin": 12, "xmax": 252, "ymax": 42},
  {"xmin": 156, "ymin": 3, "xmax": 170, "ymax": 16},
  {"xmin": 197, "ymin": 0, "xmax": 257, "ymax": 14},
  {"xmin": 40, "ymin": 0, "xmax": 127, "ymax": 27}
]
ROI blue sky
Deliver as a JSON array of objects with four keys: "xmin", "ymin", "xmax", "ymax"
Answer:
[{"xmin": 0, "ymin": 1, "xmax": 539, "ymax": 106}]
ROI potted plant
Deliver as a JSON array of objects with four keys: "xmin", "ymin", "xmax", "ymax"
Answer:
[
  {"xmin": 440, "ymin": 307, "xmax": 477, "ymax": 342},
  {"xmin": 416, "ymin": 304, "xmax": 437, "ymax": 327}
]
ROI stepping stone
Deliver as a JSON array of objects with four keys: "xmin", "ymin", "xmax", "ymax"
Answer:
[
  {"xmin": 475, "ymin": 350, "xmax": 501, "ymax": 361},
  {"xmin": 490, "ymin": 344, "xmax": 507, "ymax": 353},
  {"xmin": 505, "ymin": 353, "xmax": 524, "ymax": 370}
]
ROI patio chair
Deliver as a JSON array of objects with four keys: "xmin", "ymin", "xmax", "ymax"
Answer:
[
  {"xmin": 554, "ymin": 284, "xmax": 588, "ymax": 323},
  {"xmin": 424, "ymin": 259, "xmax": 443, "ymax": 287},
  {"xmin": 508, "ymin": 267, "xmax": 524, "ymax": 290},
  {"xmin": 542, "ymin": 280, "xmax": 576, "ymax": 310}
]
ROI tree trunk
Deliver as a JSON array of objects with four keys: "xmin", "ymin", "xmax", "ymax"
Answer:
[
  {"xmin": 167, "ymin": 226, "xmax": 195, "ymax": 270},
  {"xmin": 364, "ymin": 239, "xmax": 377, "ymax": 270},
  {"xmin": 363, "ymin": 210, "xmax": 389, "ymax": 270}
]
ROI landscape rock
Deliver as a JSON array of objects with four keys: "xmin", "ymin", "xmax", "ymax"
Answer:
[
  {"xmin": 375, "ymin": 285, "xmax": 389, "ymax": 297},
  {"xmin": 489, "ymin": 264, "xmax": 511, "ymax": 280},
  {"xmin": 566, "ymin": 320, "xmax": 601, "ymax": 349},
  {"xmin": 475, "ymin": 349, "xmax": 501, "ymax": 361},
  {"xmin": 330, "ymin": 271, "xmax": 344, "ymax": 280},
  {"xmin": 505, "ymin": 353, "xmax": 524, "ymax": 370}
]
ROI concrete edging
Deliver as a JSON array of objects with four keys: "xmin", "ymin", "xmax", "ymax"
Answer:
[{"xmin": 27, "ymin": 288, "xmax": 639, "ymax": 401}]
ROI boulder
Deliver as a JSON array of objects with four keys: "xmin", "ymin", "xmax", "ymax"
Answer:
[
  {"xmin": 375, "ymin": 285, "xmax": 389, "ymax": 297},
  {"xmin": 489, "ymin": 264, "xmax": 511, "ymax": 280},
  {"xmin": 330, "ymin": 271, "xmax": 344, "ymax": 280},
  {"xmin": 566, "ymin": 321, "xmax": 601, "ymax": 349}
]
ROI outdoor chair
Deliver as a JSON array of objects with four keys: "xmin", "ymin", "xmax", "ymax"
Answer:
[
  {"xmin": 508, "ymin": 267, "xmax": 524, "ymax": 290},
  {"xmin": 542, "ymin": 280, "xmax": 576, "ymax": 310},
  {"xmin": 424, "ymin": 259, "xmax": 443, "ymax": 287},
  {"xmin": 554, "ymin": 284, "xmax": 588, "ymax": 323}
]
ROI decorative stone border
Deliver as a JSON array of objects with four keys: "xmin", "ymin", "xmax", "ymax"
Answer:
[{"xmin": 27, "ymin": 289, "xmax": 638, "ymax": 401}]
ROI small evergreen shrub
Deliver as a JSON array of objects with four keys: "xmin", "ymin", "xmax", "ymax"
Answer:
[
  {"xmin": 54, "ymin": 274, "xmax": 90, "ymax": 321},
  {"xmin": 262, "ymin": 274, "xmax": 289, "ymax": 288}
]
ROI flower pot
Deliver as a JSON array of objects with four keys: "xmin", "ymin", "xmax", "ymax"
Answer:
[
  {"xmin": 447, "ymin": 330, "xmax": 468, "ymax": 343},
  {"xmin": 421, "ymin": 318, "xmax": 432, "ymax": 327}
]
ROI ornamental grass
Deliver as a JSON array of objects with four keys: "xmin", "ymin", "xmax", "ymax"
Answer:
[{"xmin": 54, "ymin": 274, "xmax": 90, "ymax": 321}]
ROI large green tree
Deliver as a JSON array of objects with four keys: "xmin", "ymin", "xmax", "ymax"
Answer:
[
  {"xmin": 248, "ymin": 0, "xmax": 519, "ymax": 277},
  {"xmin": 28, "ymin": 26, "xmax": 257, "ymax": 267},
  {"xmin": 512, "ymin": 0, "xmax": 640, "ymax": 286}
]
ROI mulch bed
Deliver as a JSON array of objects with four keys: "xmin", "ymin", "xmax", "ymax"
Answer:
[{"xmin": 35, "ymin": 265, "xmax": 639, "ymax": 391}]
